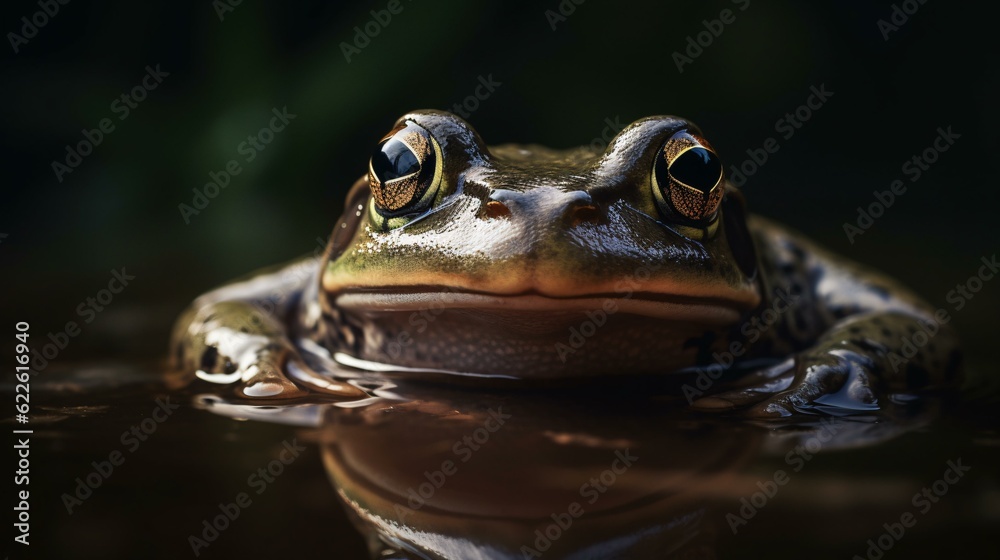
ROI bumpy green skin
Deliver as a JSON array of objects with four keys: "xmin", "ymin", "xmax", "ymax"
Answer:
[{"xmin": 170, "ymin": 111, "xmax": 960, "ymax": 416}]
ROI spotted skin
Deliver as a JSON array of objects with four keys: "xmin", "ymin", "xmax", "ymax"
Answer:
[{"xmin": 692, "ymin": 218, "xmax": 961, "ymax": 416}]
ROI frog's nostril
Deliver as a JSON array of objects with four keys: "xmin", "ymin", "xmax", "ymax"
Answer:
[
  {"xmin": 568, "ymin": 204, "xmax": 601, "ymax": 227},
  {"xmin": 483, "ymin": 200, "xmax": 511, "ymax": 219}
]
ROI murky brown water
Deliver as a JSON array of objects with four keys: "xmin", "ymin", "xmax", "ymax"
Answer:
[{"xmin": 17, "ymin": 359, "xmax": 999, "ymax": 559}]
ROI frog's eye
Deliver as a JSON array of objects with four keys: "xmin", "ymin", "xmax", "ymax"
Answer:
[
  {"xmin": 367, "ymin": 122, "xmax": 443, "ymax": 221},
  {"xmin": 652, "ymin": 131, "xmax": 724, "ymax": 224}
]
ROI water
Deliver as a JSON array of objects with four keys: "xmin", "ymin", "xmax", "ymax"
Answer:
[{"xmin": 18, "ymin": 359, "xmax": 999, "ymax": 559}]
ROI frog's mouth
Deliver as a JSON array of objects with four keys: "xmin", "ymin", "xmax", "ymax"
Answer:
[
  {"xmin": 334, "ymin": 288, "xmax": 749, "ymax": 325},
  {"xmin": 330, "ymin": 286, "xmax": 759, "ymax": 379},
  {"xmin": 330, "ymin": 289, "xmax": 749, "ymax": 380}
]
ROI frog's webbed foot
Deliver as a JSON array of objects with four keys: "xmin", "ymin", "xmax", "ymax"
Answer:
[
  {"xmin": 231, "ymin": 343, "xmax": 365, "ymax": 399},
  {"xmin": 691, "ymin": 350, "xmax": 880, "ymax": 418},
  {"xmin": 234, "ymin": 344, "xmax": 308, "ymax": 399},
  {"xmin": 691, "ymin": 311, "xmax": 960, "ymax": 418},
  {"xmin": 172, "ymin": 302, "xmax": 366, "ymax": 400}
]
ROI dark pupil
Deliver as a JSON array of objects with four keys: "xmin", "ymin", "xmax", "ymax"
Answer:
[
  {"xmin": 668, "ymin": 147, "xmax": 721, "ymax": 193},
  {"xmin": 372, "ymin": 138, "xmax": 419, "ymax": 182}
]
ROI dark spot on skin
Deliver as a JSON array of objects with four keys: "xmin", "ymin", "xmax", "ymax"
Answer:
[
  {"xmin": 854, "ymin": 339, "xmax": 888, "ymax": 355},
  {"xmin": 240, "ymin": 326, "xmax": 249, "ymax": 333},
  {"xmin": 684, "ymin": 331, "xmax": 717, "ymax": 365},
  {"xmin": 201, "ymin": 346, "xmax": 219, "ymax": 371},
  {"xmin": 871, "ymin": 317, "xmax": 884, "ymax": 326},
  {"xmin": 756, "ymin": 338, "xmax": 774, "ymax": 355},
  {"xmin": 223, "ymin": 359, "xmax": 236, "ymax": 374},
  {"xmin": 881, "ymin": 328, "xmax": 892, "ymax": 337},
  {"xmin": 906, "ymin": 364, "xmax": 929, "ymax": 389},
  {"xmin": 945, "ymin": 350, "xmax": 962, "ymax": 381},
  {"xmin": 869, "ymin": 284, "xmax": 890, "ymax": 298},
  {"xmin": 907, "ymin": 326, "xmax": 917, "ymax": 335},
  {"xmin": 849, "ymin": 326, "xmax": 862, "ymax": 335}
]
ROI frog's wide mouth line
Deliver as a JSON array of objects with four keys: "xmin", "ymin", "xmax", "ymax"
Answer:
[{"xmin": 334, "ymin": 289, "xmax": 748, "ymax": 325}]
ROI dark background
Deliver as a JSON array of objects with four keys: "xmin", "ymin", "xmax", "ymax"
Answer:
[{"xmin": 2, "ymin": 1, "xmax": 998, "ymax": 559}]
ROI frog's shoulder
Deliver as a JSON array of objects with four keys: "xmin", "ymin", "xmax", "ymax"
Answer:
[
  {"xmin": 745, "ymin": 213, "xmax": 934, "ymax": 319},
  {"xmin": 191, "ymin": 254, "xmax": 319, "ymax": 310}
]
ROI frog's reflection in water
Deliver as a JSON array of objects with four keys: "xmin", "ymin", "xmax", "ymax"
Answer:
[{"xmin": 195, "ymin": 380, "xmax": 933, "ymax": 560}]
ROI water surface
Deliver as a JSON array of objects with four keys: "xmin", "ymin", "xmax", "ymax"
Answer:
[{"xmin": 21, "ymin": 359, "xmax": 999, "ymax": 559}]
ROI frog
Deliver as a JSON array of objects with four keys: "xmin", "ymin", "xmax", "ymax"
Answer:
[{"xmin": 170, "ymin": 110, "xmax": 961, "ymax": 417}]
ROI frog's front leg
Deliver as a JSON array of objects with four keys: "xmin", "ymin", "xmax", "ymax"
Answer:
[
  {"xmin": 694, "ymin": 220, "xmax": 962, "ymax": 417},
  {"xmin": 171, "ymin": 258, "xmax": 365, "ymax": 399},
  {"xmin": 696, "ymin": 311, "xmax": 960, "ymax": 417}
]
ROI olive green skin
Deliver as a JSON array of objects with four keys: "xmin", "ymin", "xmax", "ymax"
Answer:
[{"xmin": 171, "ymin": 111, "xmax": 960, "ymax": 416}]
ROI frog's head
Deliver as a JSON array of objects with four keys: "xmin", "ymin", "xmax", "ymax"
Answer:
[{"xmin": 320, "ymin": 110, "xmax": 761, "ymax": 380}]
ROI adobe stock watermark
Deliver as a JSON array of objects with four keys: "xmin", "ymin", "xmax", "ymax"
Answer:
[
  {"xmin": 28, "ymin": 267, "xmax": 137, "ymax": 372},
  {"xmin": 544, "ymin": 0, "xmax": 586, "ymax": 30},
  {"xmin": 520, "ymin": 449, "xmax": 638, "ymax": 558},
  {"xmin": 60, "ymin": 396, "xmax": 180, "ymax": 514},
  {"xmin": 884, "ymin": 254, "xmax": 996, "ymax": 374},
  {"xmin": 554, "ymin": 263, "xmax": 665, "ymax": 362},
  {"xmin": 448, "ymin": 74, "xmax": 502, "ymax": 119},
  {"xmin": 853, "ymin": 457, "xmax": 969, "ymax": 560},
  {"xmin": 877, "ymin": 0, "xmax": 929, "ymax": 41},
  {"xmin": 943, "ymin": 255, "xmax": 997, "ymax": 312},
  {"xmin": 682, "ymin": 287, "xmax": 800, "ymax": 404},
  {"xmin": 187, "ymin": 438, "xmax": 306, "ymax": 556},
  {"xmin": 393, "ymin": 407, "xmax": 511, "ymax": 522},
  {"xmin": 726, "ymin": 417, "xmax": 840, "ymax": 534},
  {"xmin": 234, "ymin": 234, "xmax": 330, "ymax": 333},
  {"xmin": 587, "ymin": 116, "xmax": 625, "ymax": 152},
  {"xmin": 7, "ymin": 0, "xmax": 72, "ymax": 54},
  {"xmin": 380, "ymin": 284, "xmax": 462, "ymax": 363},
  {"xmin": 178, "ymin": 106, "xmax": 296, "ymax": 224},
  {"xmin": 212, "ymin": 0, "xmax": 243, "ymax": 21},
  {"xmin": 51, "ymin": 64, "xmax": 169, "ymax": 183},
  {"xmin": 728, "ymin": 83, "xmax": 834, "ymax": 187},
  {"xmin": 672, "ymin": 0, "xmax": 750, "ymax": 73},
  {"xmin": 340, "ymin": 0, "xmax": 413, "ymax": 63},
  {"xmin": 842, "ymin": 125, "xmax": 959, "ymax": 244}
]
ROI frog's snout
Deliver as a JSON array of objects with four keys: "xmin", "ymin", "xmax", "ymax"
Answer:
[{"xmin": 484, "ymin": 187, "xmax": 601, "ymax": 228}]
